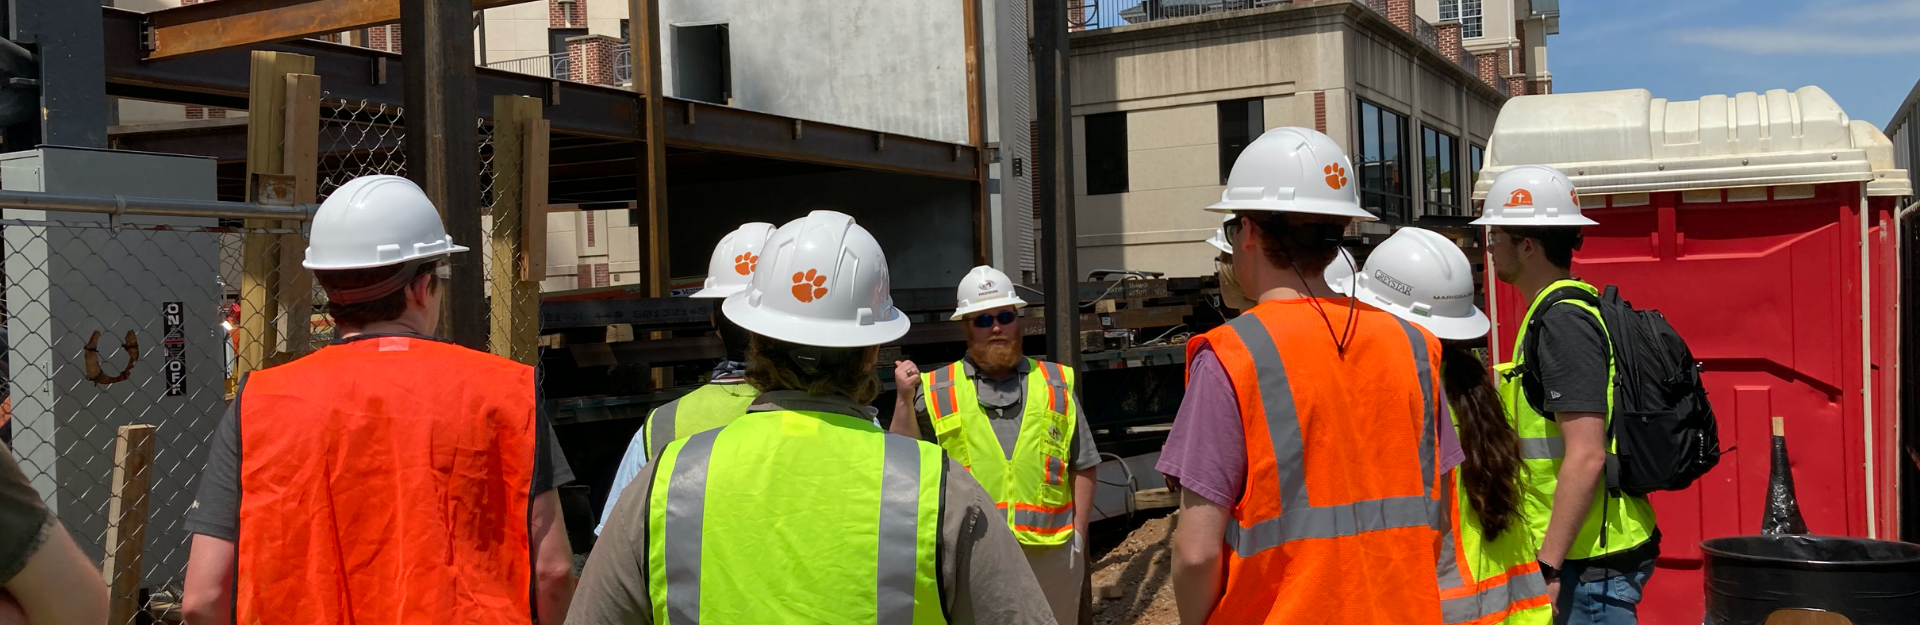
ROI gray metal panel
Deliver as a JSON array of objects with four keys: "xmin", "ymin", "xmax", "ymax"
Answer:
[
  {"xmin": 997, "ymin": 0, "xmax": 1037, "ymax": 278},
  {"xmin": 4, "ymin": 147, "xmax": 223, "ymax": 590}
]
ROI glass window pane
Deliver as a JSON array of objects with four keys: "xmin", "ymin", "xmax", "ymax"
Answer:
[{"xmin": 1382, "ymin": 109, "xmax": 1401, "ymax": 197}]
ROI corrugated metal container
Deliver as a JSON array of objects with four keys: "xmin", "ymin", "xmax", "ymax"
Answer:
[{"xmin": 1474, "ymin": 86, "xmax": 1910, "ymax": 625}]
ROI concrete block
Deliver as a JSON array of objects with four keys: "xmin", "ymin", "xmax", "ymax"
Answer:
[
  {"xmin": 547, "ymin": 229, "xmax": 578, "ymax": 268},
  {"xmin": 548, "ymin": 210, "xmax": 577, "ymax": 233},
  {"xmin": 611, "ymin": 261, "xmax": 640, "ymax": 273},
  {"xmin": 549, "ymin": 264, "xmax": 578, "ymax": 277},
  {"xmin": 610, "ymin": 271, "xmax": 641, "ymax": 286}
]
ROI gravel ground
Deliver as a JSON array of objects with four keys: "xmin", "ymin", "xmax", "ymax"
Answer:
[{"xmin": 1088, "ymin": 511, "xmax": 1179, "ymax": 625}]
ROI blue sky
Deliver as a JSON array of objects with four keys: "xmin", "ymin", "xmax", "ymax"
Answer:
[{"xmin": 1551, "ymin": 0, "xmax": 1920, "ymax": 128}]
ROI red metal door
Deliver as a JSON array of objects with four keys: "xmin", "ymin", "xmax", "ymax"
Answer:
[{"xmin": 1485, "ymin": 183, "xmax": 1884, "ymax": 625}]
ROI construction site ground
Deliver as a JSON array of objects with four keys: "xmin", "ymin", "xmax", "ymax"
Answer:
[{"xmin": 1089, "ymin": 510, "xmax": 1179, "ymax": 625}]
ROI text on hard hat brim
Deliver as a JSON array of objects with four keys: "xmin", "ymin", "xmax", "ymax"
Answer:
[
  {"xmin": 1354, "ymin": 285, "xmax": 1492, "ymax": 341},
  {"xmin": 950, "ymin": 297, "xmax": 1030, "ymax": 321},
  {"xmin": 720, "ymin": 293, "xmax": 912, "ymax": 348}
]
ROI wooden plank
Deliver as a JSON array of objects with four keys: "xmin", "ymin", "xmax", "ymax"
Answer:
[
  {"xmin": 489, "ymin": 95, "xmax": 546, "ymax": 365},
  {"xmin": 1131, "ymin": 487, "xmax": 1179, "ymax": 511},
  {"xmin": 963, "ymin": 0, "xmax": 992, "ymax": 266},
  {"xmin": 100, "ymin": 424, "xmax": 157, "ymax": 625},
  {"xmin": 519, "ymin": 117, "xmax": 550, "ymax": 282},
  {"xmin": 145, "ymin": 0, "xmax": 539, "ymax": 60},
  {"xmin": 279, "ymin": 72, "xmax": 320, "ymax": 356},
  {"xmin": 239, "ymin": 52, "xmax": 312, "ymax": 382}
]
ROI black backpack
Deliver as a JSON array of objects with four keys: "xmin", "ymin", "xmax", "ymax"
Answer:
[{"xmin": 1520, "ymin": 284, "xmax": 1722, "ymax": 495}]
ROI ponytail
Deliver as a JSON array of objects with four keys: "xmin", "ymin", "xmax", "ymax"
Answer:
[{"xmin": 1442, "ymin": 343, "xmax": 1525, "ymax": 540}]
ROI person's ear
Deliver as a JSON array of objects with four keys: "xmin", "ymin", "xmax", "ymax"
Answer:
[{"xmin": 407, "ymin": 272, "xmax": 434, "ymax": 306}]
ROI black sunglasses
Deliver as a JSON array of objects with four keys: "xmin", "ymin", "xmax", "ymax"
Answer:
[
  {"xmin": 971, "ymin": 310, "xmax": 1018, "ymax": 328},
  {"xmin": 1223, "ymin": 216, "xmax": 1243, "ymax": 245}
]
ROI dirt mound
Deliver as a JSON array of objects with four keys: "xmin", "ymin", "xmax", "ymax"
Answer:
[{"xmin": 1089, "ymin": 511, "xmax": 1179, "ymax": 625}]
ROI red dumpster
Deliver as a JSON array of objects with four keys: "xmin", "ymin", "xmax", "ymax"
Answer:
[{"xmin": 1473, "ymin": 87, "xmax": 1912, "ymax": 625}]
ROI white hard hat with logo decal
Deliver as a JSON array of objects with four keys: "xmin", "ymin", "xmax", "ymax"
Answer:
[
  {"xmin": 691, "ymin": 222, "xmax": 777, "ymax": 299},
  {"xmin": 722, "ymin": 210, "xmax": 910, "ymax": 348},
  {"xmin": 951, "ymin": 265, "xmax": 1028, "ymax": 320},
  {"xmin": 1206, "ymin": 126, "xmax": 1377, "ymax": 221},
  {"xmin": 1469, "ymin": 164, "xmax": 1596, "ymax": 226},
  {"xmin": 304, "ymin": 175, "xmax": 470, "ymax": 270},
  {"xmin": 1351, "ymin": 227, "xmax": 1489, "ymax": 340}
]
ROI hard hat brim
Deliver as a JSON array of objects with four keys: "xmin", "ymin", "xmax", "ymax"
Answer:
[
  {"xmin": 1205, "ymin": 231, "xmax": 1232, "ymax": 254},
  {"xmin": 1355, "ymin": 286, "xmax": 1492, "ymax": 341},
  {"xmin": 1327, "ymin": 274, "xmax": 1354, "ymax": 296},
  {"xmin": 689, "ymin": 284, "xmax": 747, "ymax": 299},
  {"xmin": 950, "ymin": 297, "xmax": 1029, "ymax": 321},
  {"xmin": 721, "ymin": 293, "xmax": 912, "ymax": 348},
  {"xmin": 1468, "ymin": 214, "xmax": 1599, "ymax": 226},
  {"xmin": 1204, "ymin": 197, "xmax": 1379, "ymax": 221},
  {"xmin": 301, "ymin": 243, "xmax": 470, "ymax": 271}
]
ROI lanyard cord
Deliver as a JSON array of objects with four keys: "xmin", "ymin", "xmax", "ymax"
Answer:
[{"xmin": 1292, "ymin": 254, "xmax": 1358, "ymax": 355}]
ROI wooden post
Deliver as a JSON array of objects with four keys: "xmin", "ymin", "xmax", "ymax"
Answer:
[
  {"xmin": 488, "ymin": 95, "xmax": 547, "ymax": 365},
  {"xmin": 964, "ymin": 0, "xmax": 992, "ymax": 267},
  {"xmin": 402, "ymin": 0, "xmax": 486, "ymax": 350},
  {"xmin": 279, "ymin": 73, "xmax": 320, "ymax": 357},
  {"xmin": 241, "ymin": 51, "xmax": 314, "ymax": 381},
  {"xmin": 100, "ymin": 424, "xmax": 156, "ymax": 625}
]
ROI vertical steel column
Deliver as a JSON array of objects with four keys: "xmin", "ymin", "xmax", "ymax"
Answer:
[
  {"xmin": 1033, "ymin": 0, "xmax": 1081, "ymax": 366},
  {"xmin": 401, "ymin": 0, "xmax": 485, "ymax": 349},
  {"xmin": 8, "ymin": 0, "xmax": 107, "ymax": 149}
]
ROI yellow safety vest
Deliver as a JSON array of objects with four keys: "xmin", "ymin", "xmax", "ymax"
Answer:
[
  {"xmin": 921, "ymin": 359, "xmax": 1078, "ymax": 546},
  {"xmin": 642, "ymin": 382, "xmax": 759, "ymax": 460},
  {"xmin": 1500, "ymin": 279, "xmax": 1657, "ymax": 560},
  {"xmin": 646, "ymin": 410, "xmax": 948, "ymax": 624},
  {"xmin": 1435, "ymin": 358, "xmax": 1551, "ymax": 625}
]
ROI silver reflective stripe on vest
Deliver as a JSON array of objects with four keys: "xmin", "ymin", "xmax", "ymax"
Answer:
[
  {"xmin": 1521, "ymin": 437, "xmax": 1565, "ymax": 459},
  {"xmin": 930, "ymin": 365, "xmax": 957, "ymax": 417},
  {"xmin": 648, "ymin": 399, "xmax": 682, "ymax": 460},
  {"xmin": 876, "ymin": 435, "xmax": 922, "ymax": 625},
  {"xmin": 1038, "ymin": 361, "xmax": 1071, "ymax": 414},
  {"xmin": 1434, "ymin": 485, "xmax": 1464, "ymax": 589},
  {"xmin": 1220, "ymin": 314, "xmax": 1442, "ymax": 559},
  {"xmin": 1012, "ymin": 506, "xmax": 1074, "ymax": 531},
  {"xmin": 663, "ymin": 428, "xmax": 719, "ymax": 625},
  {"xmin": 1224, "ymin": 495, "xmax": 1437, "ymax": 557},
  {"xmin": 1390, "ymin": 317, "xmax": 1437, "ymax": 498},
  {"xmin": 1440, "ymin": 571, "xmax": 1549, "ymax": 624}
]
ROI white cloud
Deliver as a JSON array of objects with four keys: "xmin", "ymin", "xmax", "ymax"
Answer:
[{"xmin": 1669, "ymin": 0, "xmax": 1920, "ymax": 54}]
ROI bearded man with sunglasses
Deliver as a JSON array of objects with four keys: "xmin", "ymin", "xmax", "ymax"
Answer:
[{"xmin": 892, "ymin": 264, "xmax": 1101, "ymax": 625}]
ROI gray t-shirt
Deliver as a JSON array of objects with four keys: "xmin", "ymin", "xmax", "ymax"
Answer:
[
  {"xmin": 1530, "ymin": 303, "xmax": 1612, "ymax": 418},
  {"xmin": 912, "ymin": 357, "xmax": 1102, "ymax": 472},
  {"xmin": 570, "ymin": 390, "xmax": 1054, "ymax": 625},
  {"xmin": 184, "ymin": 378, "xmax": 574, "ymax": 542}
]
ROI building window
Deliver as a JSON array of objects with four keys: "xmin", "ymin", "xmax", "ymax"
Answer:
[
  {"xmin": 1085, "ymin": 112, "xmax": 1129, "ymax": 195},
  {"xmin": 1440, "ymin": 0, "xmax": 1483, "ymax": 38},
  {"xmin": 1356, "ymin": 99, "xmax": 1409, "ymax": 222},
  {"xmin": 1218, "ymin": 98, "xmax": 1264, "ymax": 184},
  {"xmin": 1422, "ymin": 126, "xmax": 1459, "ymax": 217},
  {"xmin": 549, "ymin": 28, "xmax": 586, "ymax": 55},
  {"xmin": 1470, "ymin": 144, "xmax": 1485, "ymax": 188},
  {"xmin": 672, "ymin": 24, "xmax": 732, "ymax": 104}
]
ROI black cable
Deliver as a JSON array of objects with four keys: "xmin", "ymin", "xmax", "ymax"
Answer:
[{"xmin": 1290, "ymin": 241, "xmax": 1359, "ymax": 355}]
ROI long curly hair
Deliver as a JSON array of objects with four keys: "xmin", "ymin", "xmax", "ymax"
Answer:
[
  {"xmin": 745, "ymin": 335, "xmax": 882, "ymax": 405},
  {"xmin": 1443, "ymin": 343, "xmax": 1525, "ymax": 540}
]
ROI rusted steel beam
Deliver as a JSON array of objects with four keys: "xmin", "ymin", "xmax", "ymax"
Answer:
[{"xmin": 142, "ymin": 0, "xmax": 536, "ymax": 60}]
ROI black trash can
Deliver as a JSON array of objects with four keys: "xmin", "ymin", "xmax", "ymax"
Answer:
[{"xmin": 1703, "ymin": 535, "xmax": 1920, "ymax": 625}]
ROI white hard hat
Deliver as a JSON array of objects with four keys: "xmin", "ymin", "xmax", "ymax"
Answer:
[
  {"xmin": 1206, "ymin": 214, "xmax": 1233, "ymax": 254},
  {"xmin": 1324, "ymin": 248, "xmax": 1359, "ymax": 295},
  {"xmin": 304, "ymin": 175, "xmax": 469, "ymax": 270},
  {"xmin": 1351, "ymin": 227, "xmax": 1489, "ymax": 340},
  {"xmin": 950, "ymin": 265, "xmax": 1028, "ymax": 320},
  {"xmin": 691, "ymin": 222, "xmax": 777, "ymax": 299},
  {"xmin": 1470, "ymin": 164, "xmax": 1596, "ymax": 226},
  {"xmin": 721, "ymin": 210, "xmax": 910, "ymax": 348},
  {"xmin": 1207, "ymin": 127, "xmax": 1376, "ymax": 221}
]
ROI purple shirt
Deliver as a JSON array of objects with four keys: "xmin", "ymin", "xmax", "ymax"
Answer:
[{"xmin": 1156, "ymin": 345, "xmax": 1464, "ymax": 509}]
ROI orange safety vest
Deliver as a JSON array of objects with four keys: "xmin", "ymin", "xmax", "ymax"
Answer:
[
  {"xmin": 236, "ymin": 334, "xmax": 538, "ymax": 625},
  {"xmin": 1190, "ymin": 299, "xmax": 1447, "ymax": 625}
]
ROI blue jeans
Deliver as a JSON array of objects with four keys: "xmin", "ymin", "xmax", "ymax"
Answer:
[{"xmin": 1552, "ymin": 560, "xmax": 1654, "ymax": 625}]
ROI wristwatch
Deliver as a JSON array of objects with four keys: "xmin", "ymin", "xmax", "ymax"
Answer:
[{"xmin": 1537, "ymin": 560, "xmax": 1560, "ymax": 581}]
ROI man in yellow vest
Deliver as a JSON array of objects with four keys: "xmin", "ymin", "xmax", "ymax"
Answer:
[
  {"xmin": 596, "ymin": 222, "xmax": 774, "ymax": 535},
  {"xmin": 1474, "ymin": 165, "xmax": 1659, "ymax": 625},
  {"xmin": 891, "ymin": 264, "xmax": 1100, "ymax": 625},
  {"xmin": 572, "ymin": 210, "xmax": 1054, "ymax": 624}
]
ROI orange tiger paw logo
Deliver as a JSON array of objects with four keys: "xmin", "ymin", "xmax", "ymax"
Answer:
[
  {"xmin": 733, "ymin": 252, "xmax": 758, "ymax": 276},
  {"xmin": 791, "ymin": 269, "xmax": 829, "ymax": 303},
  {"xmin": 1323, "ymin": 163, "xmax": 1348, "ymax": 190}
]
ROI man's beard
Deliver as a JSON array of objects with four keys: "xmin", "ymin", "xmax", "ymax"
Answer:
[{"xmin": 968, "ymin": 336, "xmax": 1024, "ymax": 373}]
